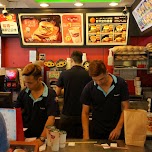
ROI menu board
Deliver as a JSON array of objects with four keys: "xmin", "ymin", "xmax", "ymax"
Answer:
[
  {"xmin": 132, "ymin": 0, "xmax": 152, "ymax": 32},
  {"xmin": 0, "ymin": 14, "xmax": 18, "ymax": 35},
  {"xmin": 86, "ymin": 13, "xmax": 129, "ymax": 45},
  {"xmin": 18, "ymin": 13, "xmax": 84, "ymax": 46},
  {"xmin": 0, "ymin": 108, "xmax": 16, "ymax": 140}
]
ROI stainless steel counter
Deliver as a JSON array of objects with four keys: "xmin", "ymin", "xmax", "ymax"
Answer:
[{"xmin": 42, "ymin": 139, "xmax": 152, "ymax": 152}]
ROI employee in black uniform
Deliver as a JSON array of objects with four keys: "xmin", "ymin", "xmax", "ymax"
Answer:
[
  {"xmin": 81, "ymin": 60, "xmax": 129, "ymax": 140},
  {"xmin": 15, "ymin": 63, "xmax": 59, "ymax": 146},
  {"xmin": 56, "ymin": 50, "xmax": 92, "ymax": 138}
]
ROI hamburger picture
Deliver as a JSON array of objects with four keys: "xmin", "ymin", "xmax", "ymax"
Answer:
[{"xmin": 32, "ymin": 21, "xmax": 60, "ymax": 42}]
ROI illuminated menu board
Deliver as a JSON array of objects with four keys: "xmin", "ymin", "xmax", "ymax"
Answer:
[
  {"xmin": 18, "ymin": 13, "xmax": 84, "ymax": 46},
  {"xmin": 86, "ymin": 12, "xmax": 129, "ymax": 46},
  {"xmin": 0, "ymin": 14, "xmax": 18, "ymax": 35},
  {"xmin": 132, "ymin": 0, "xmax": 152, "ymax": 32}
]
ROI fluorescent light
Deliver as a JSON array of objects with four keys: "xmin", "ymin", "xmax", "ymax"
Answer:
[
  {"xmin": 0, "ymin": 3, "xmax": 3, "ymax": 7},
  {"xmin": 74, "ymin": 2, "xmax": 83, "ymax": 7},
  {"xmin": 40, "ymin": 3, "xmax": 49, "ymax": 7},
  {"xmin": 109, "ymin": 2, "xmax": 118, "ymax": 6}
]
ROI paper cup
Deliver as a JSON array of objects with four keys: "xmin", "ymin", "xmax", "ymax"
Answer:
[
  {"xmin": 59, "ymin": 131, "xmax": 67, "ymax": 148},
  {"xmin": 134, "ymin": 80, "xmax": 141, "ymax": 87},
  {"xmin": 51, "ymin": 129, "xmax": 60, "ymax": 151},
  {"xmin": 135, "ymin": 87, "xmax": 142, "ymax": 95},
  {"xmin": 46, "ymin": 125, "xmax": 56, "ymax": 146}
]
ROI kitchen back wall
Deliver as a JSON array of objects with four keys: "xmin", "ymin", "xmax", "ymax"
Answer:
[{"xmin": 2, "ymin": 36, "xmax": 152, "ymax": 68}]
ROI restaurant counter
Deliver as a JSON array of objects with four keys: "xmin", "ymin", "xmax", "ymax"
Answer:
[{"xmin": 42, "ymin": 139, "xmax": 152, "ymax": 152}]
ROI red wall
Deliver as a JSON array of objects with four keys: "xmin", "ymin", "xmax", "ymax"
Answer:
[
  {"xmin": 2, "ymin": 37, "xmax": 109, "ymax": 68},
  {"xmin": 2, "ymin": 36, "xmax": 152, "ymax": 68},
  {"xmin": 2, "ymin": 36, "xmax": 152, "ymax": 87}
]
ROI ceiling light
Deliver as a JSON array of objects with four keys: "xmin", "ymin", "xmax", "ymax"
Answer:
[
  {"xmin": 40, "ymin": 3, "xmax": 49, "ymax": 7},
  {"xmin": 109, "ymin": 2, "xmax": 118, "ymax": 6},
  {"xmin": 0, "ymin": 3, "xmax": 3, "ymax": 7},
  {"xmin": 74, "ymin": 1, "xmax": 83, "ymax": 7}
]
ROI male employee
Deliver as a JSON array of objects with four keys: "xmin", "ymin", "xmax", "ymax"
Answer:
[
  {"xmin": 56, "ymin": 50, "xmax": 91, "ymax": 138},
  {"xmin": 81, "ymin": 60, "xmax": 129, "ymax": 140},
  {"xmin": 15, "ymin": 63, "xmax": 59, "ymax": 146}
]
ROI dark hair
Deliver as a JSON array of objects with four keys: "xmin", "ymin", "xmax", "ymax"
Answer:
[
  {"xmin": 70, "ymin": 50, "xmax": 82, "ymax": 64},
  {"xmin": 89, "ymin": 60, "xmax": 107, "ymax": 77},
  {"xmin": 22, "ymin": 63, "xmax": 42, "ymax": 79}
]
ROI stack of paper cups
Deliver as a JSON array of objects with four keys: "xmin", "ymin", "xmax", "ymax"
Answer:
[
  {"xmin": 134, "ymin": 77, "xmax": 142, "ymax": 95},
  {"xmin": 46, "ymin": 125, "xmax": 56, "ymax": 147},
  {"xmin": 66, "ymin": 58, "xmax": 71, "ymax": 69},
  {"xmin": 59, "ymin": 130, "xmax": 67, "ymax": 148},
  {"xmin": 82, "ymin": 53, "xmax": 87, "ymax": 64},
  {"xmin": 51, "ymin": 129, "xmax": 60, "ymax": 151}
]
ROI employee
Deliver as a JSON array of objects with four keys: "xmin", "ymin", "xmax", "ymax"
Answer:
[
  {"xmin": 56, "ymin": 50, "xmax": 92, "ymax": 138},
  {"xmin": 81, "ymin": 60, "xmax": 129, "ymax": 140},
  {"xmin": 15, "ymin": 63, "xmax": 59, "ymax": 146}
]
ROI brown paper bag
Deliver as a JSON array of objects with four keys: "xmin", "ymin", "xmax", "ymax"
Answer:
[{"xmin": 124, "ymin": 109, "xmax": 147, "ymax": 147}]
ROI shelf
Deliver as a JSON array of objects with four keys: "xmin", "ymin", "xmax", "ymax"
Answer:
[
  {"xmin": 114, "ymin": 67, "xmax": 147, "ymax": 70},
  {"xmin": 114, "ymin": 52, "xmax": 147, "ymax": 55},
  {"xmin": 114, "ymin": 59, "xmax": 147, "ymax": 61}
]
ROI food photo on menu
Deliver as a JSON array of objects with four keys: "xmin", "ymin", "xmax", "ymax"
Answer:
[
  {"xmin": 18, "ymin": 14, "xmax": 62, "ymax": 44},
  {"xmin": 61, "ymin": 14, "xmax": 83, "ymax": 44}
]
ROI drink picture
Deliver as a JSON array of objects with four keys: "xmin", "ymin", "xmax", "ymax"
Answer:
[{"xmin": 68, "ymin": 27, "xmax": 81, "ymax": 43}]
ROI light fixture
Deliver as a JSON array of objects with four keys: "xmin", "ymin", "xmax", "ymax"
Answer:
[
  {"xmin": 109, "ymin": 2, "xmax": 118, "ymax": 6},
  {"xmin": 2, "ymin": 5, "xmax": 8, "ymax": 16},
  {"xmin": 122, "ymin": 5, "xmax": 128, "ymax": 15},
  {"xmin": 74, "ymin": 0, "xmax": 83, "ymax": 7},
  {"xmin": 0, "ymin": 3, "xmax": 3, "ymax": 7},
  {"xmin": 40, "ymin": 3, "xmax": 49, "ymax": 7}
]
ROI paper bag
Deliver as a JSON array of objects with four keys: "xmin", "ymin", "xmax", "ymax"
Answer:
[{"xmin": 124, "ymin": 109, "xmax": 147, "ymax": 147}]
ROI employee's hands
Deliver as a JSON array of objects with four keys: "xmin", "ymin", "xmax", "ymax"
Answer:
[
  {"xmin": 83, "ymin": 132, "xmax": 90, "ymax": 140},
  {"xmin": 31, "ymin": 138, "xmax": 44, "ymax": 147},
  {"xmin": 108, "ymin": 128, "xmax": 121, "ymax": 140}
]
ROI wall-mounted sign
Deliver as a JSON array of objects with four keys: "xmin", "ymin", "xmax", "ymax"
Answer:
[
  {"xmin": 132, "ymin": 0, "xmax": 152, "ymax": 32},
  {"xmin": 18, "ymin": 13, "xmax": 84, "ymax": 47},
  {"xmin": 0, "ymin": 14, "xmax": 18, "ymax": 35},
  {"xmin": 86, "ymin": 12, "xmax": 129, "ymax": 46}
]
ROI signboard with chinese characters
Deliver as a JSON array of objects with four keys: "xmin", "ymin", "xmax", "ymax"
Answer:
[
  {"xmin": 18, "ymin": 13, "xmax": 84, "ymax": 47},
  {"xmin": 0, "ymin": 14, "xmax": 18, "ymax": 35},
  {"xmin": 86, "ymin": 12, "xmax": 129, "ymax": 45}
]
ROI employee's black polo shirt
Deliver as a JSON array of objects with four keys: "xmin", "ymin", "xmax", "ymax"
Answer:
[
  {"xmin": 15, "ymin": 82, "xmax": 58, "ymax": 137},
  {"xmin": 56, "ymin": 65, "xmax": 92, "ymax": 116},
  {"xmin": 80, "ymin": 74, "xmax": 129, "ymax": 134}
]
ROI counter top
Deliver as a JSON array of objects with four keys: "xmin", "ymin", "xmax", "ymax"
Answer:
[{"xmin": 42, "ymin": 139, "xmax": 152, "ymax": 152}]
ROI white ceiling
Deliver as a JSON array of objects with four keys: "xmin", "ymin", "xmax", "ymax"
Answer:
[{"xmin": 1, "ymin": 0, "xmax": 135, "ymax": 8}]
